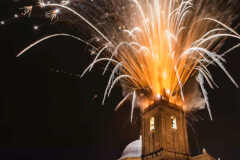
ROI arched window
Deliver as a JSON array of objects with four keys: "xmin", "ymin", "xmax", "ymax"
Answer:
[
  {"xmin": 150, "ymin": 117, "xmax": 155, "ymax": 131},
  {"xmin": 171, "ymin": 116, "xmax": 177, "ymax": 129}
]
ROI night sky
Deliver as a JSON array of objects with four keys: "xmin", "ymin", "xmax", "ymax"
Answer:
[{"xmin": 0, "ymin": 0, "xmax": 240, "ymax": 160}]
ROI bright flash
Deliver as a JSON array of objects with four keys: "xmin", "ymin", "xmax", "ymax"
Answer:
[
  {"xmin": 166, "ymin": 89, "xmax": 170, "ymax": 95},
  {"xmin": 162, "ymin": 71, "xmax": 167, "ymax": 80},
  {"xmin": 48, "ymin": 9, "xmax": 61, "ymax": 21},
  {"xmin": 14, "ymin": 14, "xmax": 19, "ymax": 18},
  {"xmin": 33, "ymin": 25, "xmax": 39, "ymax": 30},
  {"xmin": 55, "ymin": 9, "xmax": 60, "ymax": 14},
  {"xmin": 156, "ymin": 94, "xmax": 161, "ymax": 100}
]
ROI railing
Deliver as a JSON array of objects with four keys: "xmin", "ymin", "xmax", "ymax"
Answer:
[{"xmin": 141, "ymin": 148, "xmax": 190, "ymax": 159}]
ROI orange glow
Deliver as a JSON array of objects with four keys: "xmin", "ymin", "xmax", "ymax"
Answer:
[
  {"xmin": 116, "ymin": 0, "xmax": 203, "ymax": 109},
  {"xmin": 17, "ymin": 0, "xmax": 239, "ymax": 116},
  {"xmin": 111, "ymin": 0, "xmax": 237, "ymax": 111}
]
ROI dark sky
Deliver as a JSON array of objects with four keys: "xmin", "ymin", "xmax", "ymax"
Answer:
[{"xmin": 0, "ymin": 0, "xmax": 240, "ymax": 160}]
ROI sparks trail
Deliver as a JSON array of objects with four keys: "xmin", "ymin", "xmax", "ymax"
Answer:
[
  {"xmin": 41, "ymin": 2, "xmax": 113, "ymax": 44},
  {"xmin": 17, "ymin": 0, "xmax": 240, "ymax": 120},
  {"xmin": 17, "ymin": 33, "xmax": 97, "ymax": 57}
]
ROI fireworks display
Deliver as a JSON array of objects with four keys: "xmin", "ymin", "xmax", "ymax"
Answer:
[{"xmin": 13, "ymin": 0, "xmax": 240, "ymax": 120}]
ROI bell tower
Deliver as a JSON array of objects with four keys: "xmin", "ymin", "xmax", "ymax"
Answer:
[{"xmin": 141, "ymin": 100, "xmax": 190, "ymax": 160}]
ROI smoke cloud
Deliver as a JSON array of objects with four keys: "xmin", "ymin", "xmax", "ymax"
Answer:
[{"xmin": 183, "ymin": 78, "xmax": 206, "ymax": 112}]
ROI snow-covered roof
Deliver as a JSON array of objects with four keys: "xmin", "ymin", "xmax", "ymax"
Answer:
[{"xmin": 119, "ymin": 136, "xmax": 142, "ymax": 160}]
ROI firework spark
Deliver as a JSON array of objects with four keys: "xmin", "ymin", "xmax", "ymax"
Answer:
[
  {"xmin": 17, "ymin": 0, "xmax": 240, "ymax": 120},
  {"xmin": 21, "ymin": 6, "xmax": 33, "ymax": 17},
  {"xmin": 47, "ymin": 8, "xmax": 61, "ymax": 21}
]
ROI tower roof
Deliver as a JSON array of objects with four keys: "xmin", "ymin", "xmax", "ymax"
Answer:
[
  {"xmin": 143, "ymin": 100, "xmax": 183, "ymax": 114},
  {"xmin": 119, "ymin": 136, "xmax": 142, "ymax": 160}
]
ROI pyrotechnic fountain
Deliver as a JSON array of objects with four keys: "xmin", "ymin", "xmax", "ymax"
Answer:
[{"xmin": 12, "ymin": 0, "xmax": 240, "ymax": 159}]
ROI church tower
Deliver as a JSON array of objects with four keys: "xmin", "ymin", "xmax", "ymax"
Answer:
[{"xmin": 141, "ymin": 100, "xmax": 190, "ymax": 160}]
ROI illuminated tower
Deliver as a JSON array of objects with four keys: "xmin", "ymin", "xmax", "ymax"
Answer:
[
  {"xmin": 118, "ymin": 99, "xmax": 216, "ymax": 160},
  {"xmin": 141, "ymin": 100, "xmax": 190, "ymax": 160}
]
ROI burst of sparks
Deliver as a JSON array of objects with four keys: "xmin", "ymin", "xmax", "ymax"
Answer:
[
  {"xmin": 22, "ymin": 6, "xmax": 33, "ymax": 17},
  {"xmin": 38, "ymin": 0, "xmax": 46, "ymax": 8},
  {"xmin": 47, "ymin": 9, "xmax": 61, "ymax": 21},
  {"xmin": 16, "ymin": 0, "xmax": 240, "ymax": 120}
]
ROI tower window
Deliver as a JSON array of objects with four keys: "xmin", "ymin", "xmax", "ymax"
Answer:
[
  {"xmin": 171, "ymin": 116, "xmax": 177, "ymax": 129},
  {"xmin": 150, "ymin": 117, "xmax": 155, "ymax": 131}
]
